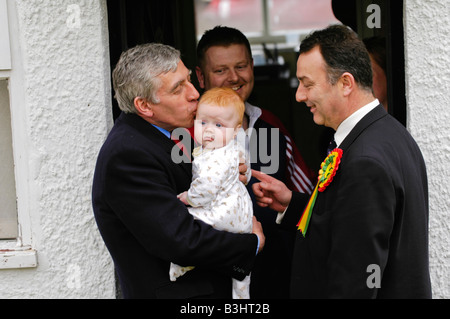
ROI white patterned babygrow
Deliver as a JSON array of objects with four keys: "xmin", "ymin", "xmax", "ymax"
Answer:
[{"xmin": 169, "ymin": 139, "xmax": 253, "ymax": 299}]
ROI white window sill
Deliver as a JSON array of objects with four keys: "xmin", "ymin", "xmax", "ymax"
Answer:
[
  {"xmin": 0, "ymin": 70, "xmax": 11, "ymax": 80},
  {"xmin": 0, "ymin": 241, "xmax": 37, "ymax": 269}
]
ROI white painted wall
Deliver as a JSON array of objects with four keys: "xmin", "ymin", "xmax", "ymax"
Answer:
[
  {"xmin": 404, "ymin": 0, "xmax": 450, "ymax": 299},
  {"xmin": 0, "ymin": 0, "xmax": 115, "ymax": 298}
]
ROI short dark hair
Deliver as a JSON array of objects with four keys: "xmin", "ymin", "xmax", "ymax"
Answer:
[
  {"xmin": 196, "ymin": 26, "xmax": 252, "ymax": 69},
  {"xmin": 300, "ymin": 24, "xmax": 373, "ymax": 91},
  {"xmin": 363, "ymin": 36, "xmax": 386, "ymax": 73}
]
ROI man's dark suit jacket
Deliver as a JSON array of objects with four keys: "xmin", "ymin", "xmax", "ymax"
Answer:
[
  {"xmin": 92, "ymin": 112, "xmax": 257, "ymax": 298},
  {"xmin": 282, "ymin": 105, "xmax": 432, "ymax": 298}
]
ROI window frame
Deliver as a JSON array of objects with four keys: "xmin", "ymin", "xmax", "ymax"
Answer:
[
  {"xmin": 0, "ymin": 0, "xmax": 11, "ymax": 71},
  {"xmin": 0, "ymin": 0, "xmax": 37, "ymax": 270},
  {"xmin": 0, "ymin": 78, "xmax": 18, "ymax": 240}
]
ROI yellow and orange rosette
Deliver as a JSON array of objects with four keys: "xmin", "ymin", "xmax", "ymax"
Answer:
[{"xmin": 297, "ymin": 148, "xmax": 343, "ymax": 237}]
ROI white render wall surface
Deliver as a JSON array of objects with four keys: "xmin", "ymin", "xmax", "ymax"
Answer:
[
  {"xmin": 404, "ymin": 0, "xmax": 450, "ymax": 299},
  {"xmin": 0, "ymin": 0, "xmax": 115, "ymax": 298}
]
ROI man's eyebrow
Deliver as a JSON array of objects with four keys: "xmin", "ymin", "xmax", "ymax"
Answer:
[
  {"xmin": 169, "ymin": 70, "xmax": 192, "ymax": 93},
  {"xmin": 169, "ymin": 80, "xmax": 184, "ymax": 93},
  {"xmin": 298, "ymin": 76, "xmax": 313, "ymax": 84}
]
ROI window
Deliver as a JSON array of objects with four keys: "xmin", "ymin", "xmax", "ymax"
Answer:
[
  {"xmin": 196, "ymin": 0, "xmax": 263, "ymax": 37},
  {"xmin": 0, "ymin": 0, "xmax": 11, "ymax": 70},
  {"xmin": 0, "ymin": 80, "xmax": 17, "ymax": 240},
  {"xmin": 0, "ymin": 0, "xmax": 16, "ymax": 240},
  {"xmin": 0, "ymin": 0, "xmax": 37, "ymax": 269},
  {"xmin": 195, "ymin": 0, "xmax": 339, "ymax": 46},
  {"xmin": 268, "ymin": 0, "xmax": 339, "ymax": 34}
]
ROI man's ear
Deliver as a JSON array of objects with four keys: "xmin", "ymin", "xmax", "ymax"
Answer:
[
  {"xmin": 339, "ymin": 72, "xmax": 355, "ymax": 97},
  {"xmin": 195, "ymin": 66, "xmax": 205, "ymax": 89},
  {"xmin": 134, "ymin": 97, "xmax": 154, "ymax": 117}
]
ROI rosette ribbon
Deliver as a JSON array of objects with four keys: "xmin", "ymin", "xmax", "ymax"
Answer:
[{"xmin": 297, "ymin": 148, "xmax": 343, "ymax": 237}]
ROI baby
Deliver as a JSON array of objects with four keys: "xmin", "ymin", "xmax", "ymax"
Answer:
[{"xmin": 171, "ymin": 87, "xmax": 253, "ymax": 299}]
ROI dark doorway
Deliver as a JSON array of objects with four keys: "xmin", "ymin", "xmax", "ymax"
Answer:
[
  {"xmin": 107, "ymin": 0, "xmax": 197, "ymax": 121},
  {"xmin": 332, "ymin": 0, "xmax": 406, "ymax": 126}
]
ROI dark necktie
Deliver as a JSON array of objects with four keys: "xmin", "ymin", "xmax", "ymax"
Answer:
[{"xmin": 326, "ymin": 139, "xmax": 337, "ymax": 155}]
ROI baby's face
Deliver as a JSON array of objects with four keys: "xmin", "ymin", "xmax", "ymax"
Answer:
[{"xmin": 194, "ymin": 103, "xmax": 241, "ymax": 149}]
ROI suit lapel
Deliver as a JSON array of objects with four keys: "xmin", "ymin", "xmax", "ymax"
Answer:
[
  {"xmin": 118, "ymin": 112, "xmax": 192, "ymax": 177},
  {"xmin": 339, "ymin": 105, "xmax": 387, "ymax": 152}
]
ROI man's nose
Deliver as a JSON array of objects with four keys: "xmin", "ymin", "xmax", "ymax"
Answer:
[
  {"xmin": 227, "ymin": 69, "xmax": 239, "ymax": 83},
  {"xmin": 295, "ymin": 84, "xmax": 307, "ymax": 103},
  {"xmin": 187, "ymin": 81, "xmax": 200, "ymax": 101}
]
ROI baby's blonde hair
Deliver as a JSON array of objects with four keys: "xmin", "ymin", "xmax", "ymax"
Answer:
[{"xmin": 198, "ymin": 87, "xmax": 245, "ymax": 125}]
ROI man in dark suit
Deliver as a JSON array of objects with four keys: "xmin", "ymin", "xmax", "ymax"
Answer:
[
  {"xmin": 92, "ymin": 43, "xmax": 264, "ymax": 299},
  {"xmin": 251, "ymin": 25, "xmax": 431, "ymax": 298}
]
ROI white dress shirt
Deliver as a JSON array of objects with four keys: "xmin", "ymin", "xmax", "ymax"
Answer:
[
  {"xmin": 276, "ymin": 99, "xmax": 380, "ymax": 223},
  {"xmin": 334, "ymin": 99, "xmax": 379, "ymax": 147}
]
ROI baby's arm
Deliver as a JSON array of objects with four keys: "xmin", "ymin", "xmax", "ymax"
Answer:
[{"xmin": 187, "ymin": 155, "xmax": 230, "ymax": 208}]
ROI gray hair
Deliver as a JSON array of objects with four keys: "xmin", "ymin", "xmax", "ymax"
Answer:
[{"xmin": 112, "ymin": 43, "xmax": 181, "ymax": 113}]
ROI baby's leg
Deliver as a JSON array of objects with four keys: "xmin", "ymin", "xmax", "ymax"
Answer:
[
  {"xmin": 232, "ymin": 274, "xmax": 251, "ymax": 299},
  {"xmin": 169, "ymin": 262, "xmax": 195, "ymax": 281}
]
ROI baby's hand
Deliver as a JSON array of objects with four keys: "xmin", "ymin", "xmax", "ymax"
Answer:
[
  {"xmin": 238, "ymin": 161, "xmax": 250, "ymax": 185},
  {"xmin": 177, "ymin": 191, "xmax": 189, "ymax": 205}
]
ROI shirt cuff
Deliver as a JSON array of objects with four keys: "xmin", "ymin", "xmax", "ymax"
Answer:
[
  {"xmin": 255, "ymin": 235, "xmax": 260, "ymax": 255},
  {"xmin": 245, "ymin": 167, "xmax": 251, "ymax": 185},
  {"xmin": 276, "ymin": 205, "xmax": 289, "ymax": 224}
]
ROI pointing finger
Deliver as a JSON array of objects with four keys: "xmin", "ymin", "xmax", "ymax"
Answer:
[{"xmin": 251, "ymin": 169, "xmax": 275, "ymax": 183}]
